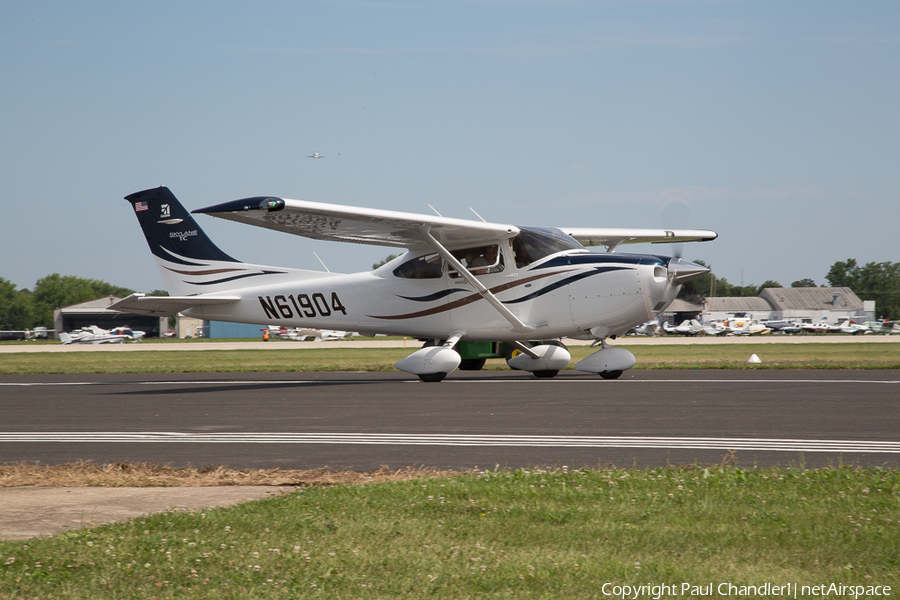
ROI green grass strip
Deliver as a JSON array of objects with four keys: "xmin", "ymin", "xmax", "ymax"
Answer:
[
  {"xmin": 1, "ymin": 343, "xmax": 899, "ymax": 374},
  {"xmin": 1, "ymin": 466, "xmax": 898, "ymax": 598}
]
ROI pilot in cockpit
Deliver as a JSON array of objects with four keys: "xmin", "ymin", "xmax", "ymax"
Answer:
[{"xmin": 471, "ymin": 245, "xmax": 502, "ymax": 274}]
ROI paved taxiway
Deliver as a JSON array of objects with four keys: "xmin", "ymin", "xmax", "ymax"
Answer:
[
  {"xmin": 2, "ymin": 370, "xmax": 898, "ymax": 470},
  {"xmin": 3, "ymin": 335, "xmax": 899, "ymax": 353}
]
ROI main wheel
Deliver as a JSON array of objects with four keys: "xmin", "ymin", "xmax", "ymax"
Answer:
[
  {"xmin": 503, "ymin": 344, "xmax": 524, "ymax": 370},
  {"xmin": 418, "ymin": 372, "xmax": 447, "ymax": 383},
  {"xmin": 458, "ymin": 358, "xmax": 486, "ymax": 371},
  {"xmin": 599, "ymin": 370, "xmax": 623, "ymax": 380},
  {"xmin": 532, "ymin": 370, "xmax": 559, "ymax": 379}
]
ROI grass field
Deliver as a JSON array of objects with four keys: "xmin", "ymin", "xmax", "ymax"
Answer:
[
  {"xmin": 1, "ymin": 466, "xmax": 899, "ymax": 598},
  {"xmin": 1, "ymin": 341, "xmax": 899, "ymax": 374}
]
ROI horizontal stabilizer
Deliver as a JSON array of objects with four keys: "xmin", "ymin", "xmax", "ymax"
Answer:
[{"xmin": 109, "ymin": 293, "xmax": 240, "ymax": 317}]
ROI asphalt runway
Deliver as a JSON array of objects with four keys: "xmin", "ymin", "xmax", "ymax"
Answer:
[{"xmin": 2, "ymin": 370, "xmax": 899, "ymax": 470}]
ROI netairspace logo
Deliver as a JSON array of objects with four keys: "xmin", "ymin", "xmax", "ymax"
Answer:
[{"xmin": 600, "ymin": 582, "xmax": 892, "ymax": 599}]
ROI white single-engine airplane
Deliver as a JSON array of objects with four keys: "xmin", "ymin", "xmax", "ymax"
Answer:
[
  {"xmin": 59, "ymin": 325, "xmax": 141, "ymax": 345},
  {"xmin": 112, "ymin": 186, "xmax": 716, "ymax": 381}
]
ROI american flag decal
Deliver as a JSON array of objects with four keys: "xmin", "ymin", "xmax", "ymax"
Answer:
[{"xmin": 135, "ymin": 201, "xmax": 148, "ymax": 212}]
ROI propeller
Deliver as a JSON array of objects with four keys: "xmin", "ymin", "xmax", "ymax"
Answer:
[
  {"xmin": 658, "ymin": 189, "xmax": 709, "ymax": 286},
  {"xmin": 658, "ymin": 189, "xmax": 691, "ymax": 259}
]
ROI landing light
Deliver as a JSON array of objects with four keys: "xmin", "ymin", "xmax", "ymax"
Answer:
[{"xmin": 258, "ymin": 198, "xmax": 285, "ymax": 212}]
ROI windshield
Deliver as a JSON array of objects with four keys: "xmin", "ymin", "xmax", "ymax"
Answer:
[
  {"xmin": 511, "ymin": 227, "xmax": 583, "ymax": 267},
  {"xmin": 392, "ymin": 253, "xmax": 443, "ymax": 279}
]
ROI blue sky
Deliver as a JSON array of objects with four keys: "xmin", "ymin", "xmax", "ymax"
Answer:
[{"xmin": 2, "ymin": 1, "xmax": 898, "ymax": 294}]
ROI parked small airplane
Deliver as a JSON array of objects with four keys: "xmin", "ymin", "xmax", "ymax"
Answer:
[
  {"xmin": 865, "ymin": 320, "xmax": 900, "ymax": 335},
  {"xmin": 630, "ymin": 319, "xmax": 661, "ymax": 337},
  {"xmin": 834, "ymin": 317, "xmax": 872, "ymax": 335},
  {"xmin": 801, "ymin": 319, "xmax": 839, "ymax": 334},
  {"xmin": 59, "ymin": 325, "xmax": 143, "ymax": 345},
  {"xmin": 112, "ymin": 186, "xmax": 716, "ymax": 381},
  {"xmin": 760, "ymin": 319, "xmax": 801, "ymax": 333},
  {"xmin": 262, "ymin": 325, "xmax": 352, "ymax": 341},
  {"xmin": 661, "ymin": 319, "xmax": 704, "ymax": 336},
  {"xmin": 723, "ymin": 317, "xmax": 771, "ymax": 336},
  {"xmin": 108, "ymin": 326, "xmax": 145, "ymax": 341}
]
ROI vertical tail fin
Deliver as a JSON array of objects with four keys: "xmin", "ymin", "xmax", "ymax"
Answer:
[
  {"xmin": 125, "ymin": 186, "xmax": 237, "ymax": 265},
  {"xmin": 125, "ymin": 187, "xmax": 258, "ymax": 296},
  {"xmin": 126, "ymin": 186, "xmax": 326, "ymax": 296}
]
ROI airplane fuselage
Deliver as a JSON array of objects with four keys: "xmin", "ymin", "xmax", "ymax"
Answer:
[{"xmin": 185, "ymin": 249, "xmax": 677, "ymax": 341}]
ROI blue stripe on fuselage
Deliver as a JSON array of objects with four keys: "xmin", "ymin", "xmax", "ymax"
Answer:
[
  {"xmin": 529, "ymin": 253, "xmax": 667, "ymax": 270},
  {"xmin": 504, "ymin": 266, "xmax": 632, "ymax": 304}
]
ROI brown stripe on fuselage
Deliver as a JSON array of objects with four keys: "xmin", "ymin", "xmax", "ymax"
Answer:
[{"xmin": 367, "ymin": 269, "xmax": 571, "ymax": 320}]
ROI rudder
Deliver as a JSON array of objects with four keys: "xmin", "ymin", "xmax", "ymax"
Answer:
[
  {"xmin": 125, "ymin": 186, "xmax": 256, "ymax": 296},
  {"xmin": 125, "ymin": 186, "xmax": 237, "ymax": 264},
  {"xmin": 125, "ymin": 186, "xmax": 321, "ymax": 297}
]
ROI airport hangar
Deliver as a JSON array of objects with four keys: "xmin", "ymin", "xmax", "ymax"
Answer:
[{"xmin": 53, "ymin": 296, "xmax": 167, "ymax": 340}]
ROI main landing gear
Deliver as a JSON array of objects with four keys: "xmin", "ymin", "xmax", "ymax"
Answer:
[
  {"xmin": 503, "ymin": 340, "xmax": 568, "ymax": 379},
  {"xmin": 417, "ymin": 372, "xmax": 448, "ymax": 383},
  {"xmin": 572, "ymin": 339, "xmax": 635, "ymax": 379},
  {"xmin": 397, "ymin": 338, "xmax": 636, "ymax": 382},
  {"xmin": 599, "ymin": 370, "xmax": 624, "ymax": 380}
]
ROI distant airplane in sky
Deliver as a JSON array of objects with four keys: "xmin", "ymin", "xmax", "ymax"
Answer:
[{"xmin": 307, "ymin": 153, "xmax": 325, "ymax": 159}]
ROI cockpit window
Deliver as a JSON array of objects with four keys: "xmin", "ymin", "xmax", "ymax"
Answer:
[
  {"xmin": 511, "ymin": 227, "xmax": 583, "ymax": 267},
  {"xmin": 447, "ymin": 244, "xmax": 504, "ymax": 278},
  {"xmin": 393, "ymin": 253, "xmax": 443, "ymax": 279}
]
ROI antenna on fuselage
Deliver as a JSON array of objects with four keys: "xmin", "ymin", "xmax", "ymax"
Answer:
[
  {"xmin": 314, "ymin": 252, "xmax": 331, "ymax": 272},
  {"xmin": 427, "ymin": 204, "xmax": 443, "ymax": 217},
  {"xmin": 468, "ymin": 207, "xmax": 487, "ymax": 222}
]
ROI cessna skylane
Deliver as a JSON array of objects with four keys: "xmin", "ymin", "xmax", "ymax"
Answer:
[{"xmin": 112, "ymin": 186, "xmax": 716, "ymax": 381}]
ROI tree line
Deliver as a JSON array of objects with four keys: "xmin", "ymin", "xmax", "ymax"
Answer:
[
  {"xmin": 678, "ymin": 260, "xmax": 812, "ymax": 301},
  {"xmin": 3, "ymin": 258, "xmax": 899, "ymax": 330},
  {"xmin": 676, "ymin": 259, "xmax": 899, "ymax": 319},
  {"xmin": 0, "ymin": 274, "xmax": 166, "ymax": 331}
]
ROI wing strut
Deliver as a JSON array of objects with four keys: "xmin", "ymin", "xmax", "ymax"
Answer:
[
  {"xmin": 508, "ymin": 340, "xmax": 541, "ymax": 360},
  {"xmin": 420, "ymin": 228, "xmax": 536, "ymax": 336}
]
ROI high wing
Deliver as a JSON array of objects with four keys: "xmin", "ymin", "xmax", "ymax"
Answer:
[
  {"xmin": 192, "ymin": 197, "xmax": 519, "ymax": 250},
  {"xmin": 109, "ymin": 293, "xmax": 241, "ymax": 317},
  {"xmin": 560, "ymin": 227, "xmax": 718, "ymax": 252}
]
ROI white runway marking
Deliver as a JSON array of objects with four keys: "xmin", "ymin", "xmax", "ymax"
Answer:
[
  {"xmin": 1, "ymin": 433, "xmax": 898, "ymax": 453},
  {"xmin": 437, "ymin": 379, "xmax": 900, "ymax": 385},
  {"xmin": 0, "ymin": 380, "xmax": 317, "ymax": 387},
  {"xmin": 1, "ymin": 378, "xmax": 897, "ymax": 387}
]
